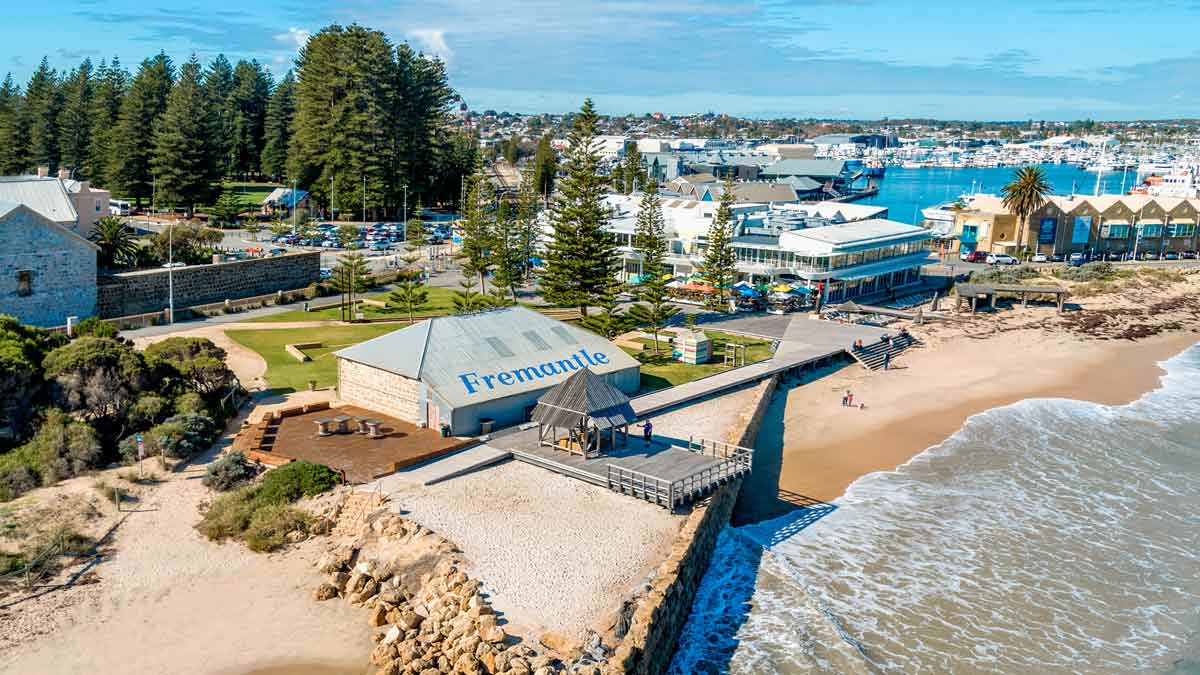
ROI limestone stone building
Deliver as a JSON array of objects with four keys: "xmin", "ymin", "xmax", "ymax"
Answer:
[
  {"xmin": 334, "ymin": 306, "xmax": 641, "ymax": 435},
  {"xmin": 0, "ymin": 200, "xmax": 98, "ymax": 327}
]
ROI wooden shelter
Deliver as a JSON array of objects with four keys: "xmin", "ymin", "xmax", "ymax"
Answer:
[
  {"xmin": 532, "ymin": 368, "xmax": 636, "ymax": 459},
  {"xmin": 954, "ymin": 283, "xmax": 1068, "ymax": 313}
]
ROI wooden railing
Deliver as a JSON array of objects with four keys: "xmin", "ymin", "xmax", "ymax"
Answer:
[
  {"xmin": 607, "ymin": 465, "xmax": 674, "ymax": 508},
  {"xmin": 607, "ymin": 436, "xmax": 755, "ymax": 510}
]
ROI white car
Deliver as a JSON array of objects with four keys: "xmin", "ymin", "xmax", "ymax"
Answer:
[
  {"xmin": 986, "ymin": 253, "xmax": 1018, "ymax": 265},
  {"xmin": 1030, "ymin": 253, "xmax": 1048, "ymax": 263}
]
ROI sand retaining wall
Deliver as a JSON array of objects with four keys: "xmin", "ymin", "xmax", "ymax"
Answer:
[{"xmin": 602, "ymin": 375, "xmax": 777, "ymax": 675}]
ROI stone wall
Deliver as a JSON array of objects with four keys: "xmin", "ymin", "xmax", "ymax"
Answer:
[
  {"xmin": 602, "ymin": 375, "xmax": 778, "ymax": 675},
  {"xmin": 337, "ymin": 358, "xmax": 423, "ymax": 425},
  {"xmin": 0, "ymin": 206, "xmax": 97, "ymax": 327},
  {"xmin": 97, "ymin": 251, "xmax": 320, "ymax": 318}
]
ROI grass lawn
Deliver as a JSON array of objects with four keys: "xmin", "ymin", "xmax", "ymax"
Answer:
[
  {"xmin": 222, "ymin": 181, "xmax": 282, "ymax": 210},
  {"xmin": 625, "ymin": 329, "xmax": 775, "ymax": 392},
  {"xmin": 226, "ymin": 324, "xmax": 402, "ymax": 394},
  {"xmin": 247, "ymin": 287, "xmax": 461, "ymax": 323}
]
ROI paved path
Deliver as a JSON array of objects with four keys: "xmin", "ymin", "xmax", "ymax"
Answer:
[{"xmin": 631, "ymin": 315, "xmax": 891, "ymax": 418}]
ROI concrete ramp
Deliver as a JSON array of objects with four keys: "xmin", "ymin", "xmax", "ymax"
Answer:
[{"xmin": 368, "ymin": 444, "xmax": 512, "ymax": 490}]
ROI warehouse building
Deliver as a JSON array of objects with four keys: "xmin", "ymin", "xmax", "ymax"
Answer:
[{"xmin": 334, "ymin": 306, "xmax": 642, "ymax": 436}]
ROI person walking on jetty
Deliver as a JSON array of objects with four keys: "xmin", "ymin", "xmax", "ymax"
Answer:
[{"xmin": 640, "ymin": 420, "xmax": 654, "ymax": 447}]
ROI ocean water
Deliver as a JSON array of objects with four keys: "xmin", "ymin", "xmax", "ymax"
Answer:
[
  {"xmin": 861, "ymin": 165, "xmax": 1135, "ymax": 224},
  {"xmin": 671, "ymin": 343, "xmax": 1200, "ymax": 674}
]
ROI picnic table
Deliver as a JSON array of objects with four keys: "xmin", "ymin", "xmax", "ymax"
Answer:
[
  {"xmin": 314, "ymin": 418, "xmax": 333, "ymax": 437},
  {"xmin": 363, "ymin": 419, "xmax": 383, "ymax": 438},
  {"xmin": 333, "ymin": 415, "xmax": 353, "ymax": 434}
]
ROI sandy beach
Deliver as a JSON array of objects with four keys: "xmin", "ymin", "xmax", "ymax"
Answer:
[{"xmin": 740, "ymin": 322, "xmax": 1200, "ymax": 523}]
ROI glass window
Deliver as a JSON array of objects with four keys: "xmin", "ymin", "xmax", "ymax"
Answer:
[{"xmin": 16, "ymin": 270, "xmax": 31, "ymax": 297}]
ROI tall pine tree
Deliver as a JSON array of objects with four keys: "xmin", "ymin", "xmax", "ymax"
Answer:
[
  {"xmin": 203, "ymin": 54, "xmax": 236, "ymax": 176},
  {"xmin": 57, "ymin": 59, "xmax": 94, "ymax": 176},
  {"xmin": 542, "ymin": 99, "xmax": 618, "ymax": 317},
  {"xmin": 532, "ymin": 134, "xmax": 557, "ymax": 204},
  {"xmin": 701, "ymin": 177, "xmax": 738, "ymax": 310},
  {"xmin": 151, "ymin": 57, "xmax": 220, "ymax": 217},
  {"xmin": 23, "ymin": 58, "xmax": 62, "ymax": 172},
  {"xmin": 627, "ymin": 182, "xmax": 677, "ymax": 354},
  {"xmin": 457, "ymin": 162, "xmax": 493, "ymax": 292},
  {"xmin": 85, "ymin": 58, "xmax": 129, "ymax": 186},
  {"xmin": 260, "ymin": 70, "xmax": 294, "ymax": 180},
  {"xmin": 229, "ymin": 59, "xmax": 271, "ymax": 178},
  {"xmin": 0, "ymin": 74, "xmax": 24, "ymax": 175},
  {"xmin": 112, "ymin": 53, "xmax": 173, "ymax": 207}
]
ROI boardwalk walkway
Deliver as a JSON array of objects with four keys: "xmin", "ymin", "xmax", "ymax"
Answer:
[{"xmin": 630, "ymin": 316, "xmax": 890, "ymax": 417}]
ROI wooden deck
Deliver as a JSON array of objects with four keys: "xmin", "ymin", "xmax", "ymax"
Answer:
[
  {"xmin": 260, "ymin": 405, "xmax": 472, "ymax": 483},
  {"xmin": 497, "ymin": 428, "xmax": 752, "ymax": 510}
]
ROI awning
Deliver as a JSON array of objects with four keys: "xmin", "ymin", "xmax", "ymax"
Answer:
[
  {"xmin": 1138, "ymin": 219, "xmax": 1163, "ymax": 225},
  {"xmin": 1170, "ymin": 219, "xmax": 1195, "ymax": 225}
]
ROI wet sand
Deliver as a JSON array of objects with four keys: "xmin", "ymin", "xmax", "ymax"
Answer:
[{"xmin": 737, "ymin": 329, "xmax": 1200, "ymax": 523}]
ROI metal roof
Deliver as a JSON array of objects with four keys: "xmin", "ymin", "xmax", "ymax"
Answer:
[
  {"xmin": 531, "ymin": 368, "xmax": 636, "ymax": 431},
  {"xmin": 779, "ymin": 219, "xmax": 932, "ymax": 254},
  {"xmin": 0, "ymin": 177, "xmax": 77, "ymax": 223},
  {"xmin": 760, "ymin": 159, "xmax": 846, "ymax": 178},
  {"xmin": 334, "ymin": 306, "xmax": 641, "ymax": 409}
]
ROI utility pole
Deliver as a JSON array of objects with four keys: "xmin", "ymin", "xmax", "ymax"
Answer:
[
  {"xmin": 168, "ymin": 221, "xmax": 175, "ymax": 324},
  {"xmin": 362, "ymin": 174, "xmax": 367, "ymax": 223},
  {"xmin": 291, "ymin": 178, "xmax": 298, "ymax": 234},
  {"xmin": 330, "ymin": 173, "xmax": 335, "ymax": 221}
]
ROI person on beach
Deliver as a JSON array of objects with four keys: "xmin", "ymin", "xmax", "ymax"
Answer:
[
  {"xmin": 847, "ymin": 391, "xmax": 854, "ymax": 406},
  {"xmin": 883, "ymin": 352, "xmax": 891, "ymax": 370},
  {"xmin": 842, "ymin": 392, "xmax": 848, "ymax": 407}
]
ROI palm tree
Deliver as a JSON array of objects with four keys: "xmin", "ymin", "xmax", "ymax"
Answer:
[
  {"xmin": 90, "ymin": 216, "xmax": 141, "ymax": 269},
  {"xmin": 1001, "ymin": 166, "xmax": 1051, "ymax": 259},
  {"xmin": 387, "ymin": 280, "xmax": 430, "ymax": 323}
]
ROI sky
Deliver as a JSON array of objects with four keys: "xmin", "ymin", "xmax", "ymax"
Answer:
[{"xmin": 6, "ymin": 0, "xmax": 1200, "ymax": 121}]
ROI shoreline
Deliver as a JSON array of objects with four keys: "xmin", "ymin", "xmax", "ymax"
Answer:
[{"xmin": 737, "ymin": 330, "xmax": 1199, "ymax": 523}]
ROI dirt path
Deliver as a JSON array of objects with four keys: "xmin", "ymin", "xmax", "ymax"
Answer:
[{"xmin": 0, "ymin": 427, "xmax": 371, "ymax": 675}]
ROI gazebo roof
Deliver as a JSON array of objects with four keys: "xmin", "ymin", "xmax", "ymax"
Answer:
[{"xmin": 531, "ymin": 368, "xmax": 636, "ymax": 431}]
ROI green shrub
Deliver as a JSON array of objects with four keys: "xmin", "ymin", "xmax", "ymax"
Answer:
[
  {"xmin": 73, "ymin": 317, "xmax": 118, "ymax": 339},
  {"xmin": 257, "ymin": 461, "xmax": 340, "ymax": 505},
  {"xmin": 174, "ymin": 391, "xmax": 205, "ymax": 416},
  {"xmin": 971, "ymin": 265, "xmax": 1041, "ymax": 285},
  {"xmin": 1056, "ymin": 261, "xmax": 1117, "ymax": 282},
  {"xmin": 0, "ymin": 463, "xmax": 40, "ymax": 501},
  {"xmin": 130, "ymin": 393, "xmax": 169, "ymax": 428},
  {"xmin": 203, "ymin": 451, "xmax": 257, "ymax": 491},
  {"xmin": 243, "ymin": 502, "xmax": 313, "ymax": 552},
  {"xmin": 24, "ymin": 410, "xmax": 101, "ymax": 483},
  {"xmin": 196, "ymin": 484, "xmax": 258, "ymax": 541},
  {"xmin": 142, "ymin": 414, "xmax": 216, "ymax": 460}
]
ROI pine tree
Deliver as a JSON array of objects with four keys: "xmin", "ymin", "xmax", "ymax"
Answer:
[
  {"xmin": 579, "ymin": 282, "xmax": 635, "ymax": 340},
  {"xmin": 112, "ymin": 53, "xmax": 174, "ymax": 207},
  {"xmin": 622, "ymin": 144, "xmax": 644, "ymax": 193},
  {"xmin": 260, "ymin": 70, "xmax": 294, "ymax": 180},
  {"xmin": 0, "ymin": 74, "xmax": 24, "ymax": 175},
  {"xmin": 229, "ymin": 59, "xmax": 271, "ymax": 178},
  {"xmin": 152, "ymin": 57, "xmax": 220, "ymax": 217},
  {"xmin": 85, "ymin": 58, "xmax": 129, "ymax": 186},
  {"xmin": 394, "ymin": 44, "xmax": 455, "ymax": 209},
  {"xmin": 457, "ymin": 163, "xmax": 493, "ymax": 292},
  {"xmin": 490, "ymin": 200, "xmax": 524, "ymax": 301},
  {"xmin": 209, "ymin": 186, "xmax": 243, "ymax": 225},
  {"xmin": 542, "ymin": 99, "xmax": 618, "ymax": 317},
  {"xmin": 628, "ymin": 183, "xmax": 677, "ymax": 355},
  {"xmin": 387, "ymin": 279, "xmax": 430, "ymax": 323},
  {"xmin": 701, "ymin": 177, "xmax": 738, "ymax": 310},
  {"xmin": 513, "ymin": 164, "xmax": 543, "ymax": 284},
  {"xmin": 290, "ymin": 25, "xmax": 396, "ymax": 219},
  {"xmin": 57, "ymin": 59, "xmax": 93, "ymax": 176},
  {"xmin": 23, "ymin": 58, "xmax": 62, "ymax": 172},
  {"xmin": 203, "ymin": 54, "xmax": 235, "ymax": 176},
  {"xmin": 532, "ymin": 134, "xmax": 557, "ymax": 204}
]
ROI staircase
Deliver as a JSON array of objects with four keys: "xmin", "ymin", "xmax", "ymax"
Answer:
[
  {"xmin": 332, "ymin": 490, "xmax": 386, "ymax": 538},
  {"xmin": 849, "ymin": 334, "xmax": 920, "ymax": 371}
]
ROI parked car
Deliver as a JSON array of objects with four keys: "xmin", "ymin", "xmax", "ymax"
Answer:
[
  {"xmin": 1050, "ymin": 253, "xmax": 1065, "ymax": 262},
  {"xmin": 1181, "ymin": 250, "xmax": 1198, "ymax": 260},
  {"xmin": 1030, "ymin": 253, "xmax": 1049, "ymax": 263},
  {"xmin": 961, "ymin": 250, "xmax": 988, "ymax": 263},
  {"xmin": 1068, "ymin": 252, "xmax": 1085, "ymax": 267},
  {"xmin": 1163, "ymin": 251, "xmax": 1180, "ymax": 260},
  {"xmin": 269, "ymin": 247, "xmax": 287, "ymax": 255},
  {"xmin": 986, "ymin": 253, "xmax": 1018, "ymax": 266},
  {"xmin": 319, "ymin": 267, "xmax": 333, "ymax": 280},
  {"xmin": 161, "ymin": 261, "xmax": 186, "ymax": 269}
]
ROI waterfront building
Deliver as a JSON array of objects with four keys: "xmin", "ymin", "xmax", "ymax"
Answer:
[
  {"xmin": 601, "ymin": 194, "xmax": 928, "ymax": 301},
  {"xmin": 951, "ymin": 193, "xmax": 1200, "ymax": 257},
  {"xmin": 334, "ymin": 306, "xmax": 641, "ymax": 436},
  {"xmin": 0, "ymin": 200, "xmax": 99, "ymax": 327}
]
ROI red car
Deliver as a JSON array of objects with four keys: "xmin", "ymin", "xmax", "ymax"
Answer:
[{"xmin": 960, "ymin": 250, "xmax": 988, "ymax": 263}]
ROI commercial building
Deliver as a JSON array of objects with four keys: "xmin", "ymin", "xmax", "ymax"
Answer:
[
  {"xmin": 951, "ymin": 193, "xmax": 1200, "ymax": 257},
  {"xmin": 334, "ymin": 306, "xmax": 641, "ymax": 436},
  {"xmin": 601, "ymin": 194, "xmax": 929, "ymax": 301},
  {"xmin": 0, "ymin": 200, "xmax": 99, "ymax": 327}
]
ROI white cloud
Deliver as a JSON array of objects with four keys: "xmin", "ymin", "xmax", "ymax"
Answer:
[
  {"xmin": 274, "ymin": 27, "xmax": 310, "ymax": 50},
  {"xmin": 407, "ymin": 29, "xmax": 454, "ymax": 66}
]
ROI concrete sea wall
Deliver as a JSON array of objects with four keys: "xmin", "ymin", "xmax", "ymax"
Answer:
[
  {"xmin": 97, "ymin": 252, "xmax": 320, "ymax": 318},
  {"xmin": 603, "ymin": 375, "xmax": 778, "ymax": 675}
]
